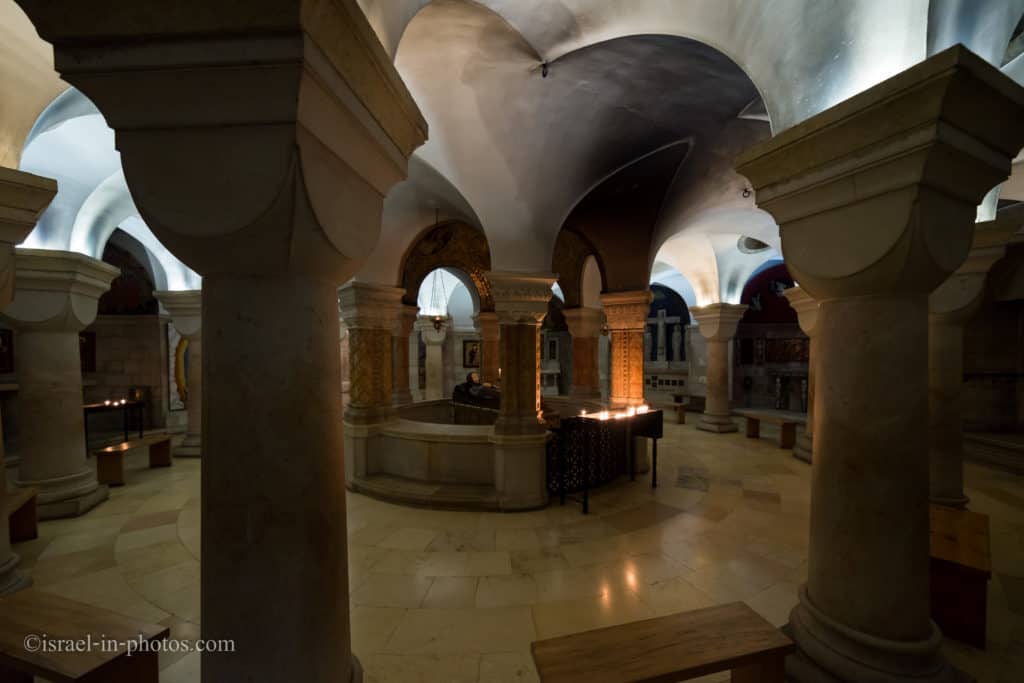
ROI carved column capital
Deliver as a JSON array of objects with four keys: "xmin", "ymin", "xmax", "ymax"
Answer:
[
  {"xmin": 601, "ymin": 290, "xmax": 652, "ymax": 331},
  {"xmin": 783, "ymin": 286, "xmax": 820, "ymax": 338},
  {"xmin": 1, "ymin": 249, "xmax": 119, "ymax": 332},
  {"xmin": 156, "ymin": 289, "xmax": 202, "ymax": 338},
  {"xmin": 338, "ymin": 281, "xmax": 404, "ymax": 331},
  {"xmin": 562, "ymin": 306, "xmax": 604, "ymax": 339},
  {"xmin": 690, "ymin": 303, "xmax": 748, "ymax": 342},
  {"xmin": 487, "ymin": 271, "xmax": 554, "ymax": 324}
]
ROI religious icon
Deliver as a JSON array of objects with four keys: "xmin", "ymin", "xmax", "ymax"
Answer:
[{"xmin": 463, "ymin": 339, "xmax": 481, "ymax": 368}]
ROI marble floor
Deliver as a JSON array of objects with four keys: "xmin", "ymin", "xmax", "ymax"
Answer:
[{"xmin": 10, "ymin": 420, "xmax": 1024, "ymax": 682}]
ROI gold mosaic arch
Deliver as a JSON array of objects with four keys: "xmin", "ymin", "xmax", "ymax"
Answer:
[{"xmin": 399, "ymin": 220, "xmax": 493, "ymax": 311}]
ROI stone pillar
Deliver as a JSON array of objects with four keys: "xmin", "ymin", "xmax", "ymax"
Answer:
[
  {"xmin": 155, "ymin": 290, "xmax": 202, "ymax": 457},
  {"xmin": 783, "ymin": 287, "xmax": 820, "ymax": 463},
  {"xmin": 420, "ymin": 315, "xmax": 449, "ymax": 401},
  {"xmin": 601, "ymin": 290, "xmax": 652, "ymax": 406},
  {"xmin": 0, "ymin": 167, "xmax": 55, "ymax": 594},
  {"xmin": 11, "ymin": 3, "xmax": 428, "ymax": 679},
  {"xmin": 690, "ymin": 304, "xmax": 747, "ymax": 434},
  {"xmin": 928, "ymin": 224, "xmax": 1010, "ymax": 507},
  {"xmin": 488, "ymin": 271, "xmax": 554, "ymax": 510},
  {"xmin": 392, "ymin": 304, "xmax": 417, "ymax": 406},
  {"xmin": 1, "ymin": 250, "xmax": 118, "ymax": 518},
  {"xmin": 338, "ymin": 282, "xmax": 403, "ymax": 424},
  {"xmin": 475, "ymin": 311, "xmax": 500, "ymax": 384},
  {"xmin": 562, "ymin": 306, "xmax": 602, "ymax": 398},
  {"xmin": 737, "ymin": 46, "xmax": 1024, "ymax": 682}
]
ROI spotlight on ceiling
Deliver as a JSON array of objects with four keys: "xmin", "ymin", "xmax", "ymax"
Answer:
[{"xmin": 742, "ymin": 187, "xmax": 752, "ymax": 198}]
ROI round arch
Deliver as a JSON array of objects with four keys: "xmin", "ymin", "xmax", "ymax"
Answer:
[{"xmin": 399, "ymin": 220, "xmax": 493, "ymax": 311}]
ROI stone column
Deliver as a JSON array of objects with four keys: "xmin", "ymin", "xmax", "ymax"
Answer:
[
  {"xmin": 928, "ymin": 224, "xmax": 1010, "ymax": 507},
  {"xmin": 155, "ymin": 290, "xmax": 202, "ymax": 457},
  {"xmin": 488, "ymin": 271, "xmax": 554, "ymax": 510},
  {"xmin": 338, "ymin": 282, "xmax": 403, "ymax": 424},
  {"xmin": 783, "ymin": 287, "xmax": 820, "ymax": 463},
  {"xmin": 562, "ymin": 306, "xmax": 602, "ymax": 398},
  {"xmin": 12, "ymin": 3, "xmax": 428, "ymax": 679},
  {"xmin": 737, "ymin": 46, "xmax": 1024, "ymax": 682},
  {"xmin": 420, "ymin": 315, "xmax": 449, "ymax": 401},
  {"xmin": 1, "ymin": 250, "xmax": 118, "ymax": 518},
  {"xmin": 0, "ymin": 167, "xmax": 55, "ymax": 594},
  {"xmin": 690, "ymin": 304, "xmax": 747, "ymax": 434},
  {"xmin": 475, "ymin": 311, "xmax": 500, "ymax": 384},
  {"xmin": 392, "ymin": 304, "xmax": 417, "ymax": 406},
  {"xmin": 601, "ymin": 290, "xmax": 652, "ymax": 406}
]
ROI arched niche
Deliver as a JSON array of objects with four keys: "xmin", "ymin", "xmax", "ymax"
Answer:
[{"xmin": 551, "ymin": 228, "xmax": 607, "ymax": 308}]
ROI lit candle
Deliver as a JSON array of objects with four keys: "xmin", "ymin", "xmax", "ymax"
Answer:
[
  {"xmin": 104, "ymin": 400, "xmax": 111, "ymax": 406},
  {"xmin": 637, "ymin": 405, "xmax": 649, "ymax": 414}
]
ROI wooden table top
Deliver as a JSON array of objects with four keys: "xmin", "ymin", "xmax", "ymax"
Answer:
[
  {"xmin": 930, "ymin": 504, "xmax": 991, "ymax": 574},
  {"xmin": 0, "ymin": 590, "xmax": 168, "ymax": 681},
  {"xmin": 530, "ymin": 602, "xmax": 793, "ymax": 683}
]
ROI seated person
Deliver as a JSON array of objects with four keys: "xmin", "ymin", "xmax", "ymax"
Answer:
[{"xmin": 453, "ymin": 372, "xmax": 500, "ymax": 409}]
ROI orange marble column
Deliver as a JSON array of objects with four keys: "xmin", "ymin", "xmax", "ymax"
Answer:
[
  {"xmin": 338, "ymin": 282, "xmax": 403, "ymax": 424},
  {"xmin": 601, "ymin": 290, "xmax": 652, "ymax": 407},
  {"xmin": 562, "ymin": 306, "xmax": 603, "ymax": 398},
  {"xmin": 475, "ymin": 311, "xmax": 500, "ymax": 384}
]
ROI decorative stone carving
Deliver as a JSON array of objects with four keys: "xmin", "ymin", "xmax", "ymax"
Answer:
[
  {"xmin": 155, "ymin": 290, "xmax": 202, "ymax": 457},
  {"xmin": 1, "ymin": 249, "xmax": 119, "ymax": 518},
  {"xmin": 400, "ymin": 221, "xmax": 493, "ymax": 310},
  {"xmin": 601, "ymin": 290, "xmax": 652, "ymax": 407},
  {"xmin": 473, "ymin": 311, "xmax": 500, "ymax": 384},
  {"xmin": 392, "ymin": 304, "xmax": 418, "ymax": 406},
  {"xmin": 339, "ymin": 282, "xmax": 403, "ymax": 423},
  {"xmin": 737, "ymin": 46, "xmax": 1024, "ymax": 683},
  {"xmin": 690, "ymin": 303, "xmax": 747, "ymax": 433}
]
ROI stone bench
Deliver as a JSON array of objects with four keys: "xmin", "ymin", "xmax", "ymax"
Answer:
[
  {"xmin": 0, "ymin": 589, "xmax": 169, "ymax": 682},
  {"xmin": 734, "ymin": 409, "xmax": 806, "ymax": 449},
  {"xmin": 930, "ymin": 503, "xmax": 990, "ymax": 649},
  {"xmin": 530, "ymin": 601, "xmax": 794, "ymax": 682},
  {"xmin": 3, "ymin": 487, "xmax": 37, "ymax": 543},
  {"xmin": 94, "ymin": 434, "xmax": 172, "ymax": 487}
]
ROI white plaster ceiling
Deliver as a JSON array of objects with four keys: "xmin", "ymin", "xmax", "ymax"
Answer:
[
  {"xmin": 3, "ymin": 0, "xmax": 1024, "ymax": 294},
  {"xmin": 18, "ymin": 88, "xmax": 200, "ymax": 290},
  {"xmin": 654, "ymin": 232, "xmax": 780, "ymax": 307}
]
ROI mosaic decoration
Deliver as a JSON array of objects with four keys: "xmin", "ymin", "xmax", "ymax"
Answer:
[
  {"xmin": 400, "ymin": 221, "xmax": 493, "ymax": 311},
  {"xmin": 167, "ymin": 324, "xmax": 186, "ymax": 411}
]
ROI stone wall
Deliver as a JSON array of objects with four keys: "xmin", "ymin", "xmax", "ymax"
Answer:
[
  {"xmin": 963, "ymin": 297, "xmax": 1024, "ymax": 433},
  {"xmin": 82, "ymin": 314, "xmax": 169, "ymax": 431}
]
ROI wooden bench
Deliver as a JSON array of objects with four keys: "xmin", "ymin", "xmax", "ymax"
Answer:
[
  {"xmin": 0, "ymin": 589, "xmax": 169, "ymax": 682},
  {"xmin": 94, "ymin": 434, "xmax": 172, "ymax": 487},
  {"xmin": 734, "ymin": 409, "xmax": 805, "ymax": 449},
  {"xmin": 531, "ymin": 602, "xmax": 794, "ymax": 682},
  {"xmin": 3, "ymin": 488, "xmax": 37, "ymax": 543},
  {"xmin": 930, "ymin": 503, "xmax": 990, "ymax": 649}
]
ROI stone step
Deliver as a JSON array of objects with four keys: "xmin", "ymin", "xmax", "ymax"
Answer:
[{"xmin": 349, "ymin": 473, "xmax": 500, "ymax": 511}]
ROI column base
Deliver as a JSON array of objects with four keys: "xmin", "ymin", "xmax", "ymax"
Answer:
[
  {"xmin": 697, "ymin": 413, "xmax": 738, "ymax": 433},
  {"xmin": 794, "ymin": 432, "xmax": 813, "ymax": 463},
  {"xmin": 929, "ymin": 493, "xmax": 969, "ymax": 509},
  {"xmin": 352, "ymin": 653, "xmax": 363, "ymax": 683},
  {"xmin": 0, "ymin": 553, "xmax": 31, "ymax": 595},
  {"xmin": 17, "ymin": 468, "xmax": 108, "ymax": 517},
  {"xmin": 491, "ymin": 431, "xmax": 549, "ymax": 511},
  {"xmin": 786, "ymin": 586, "xmax": 963, "ymax": 683}
]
